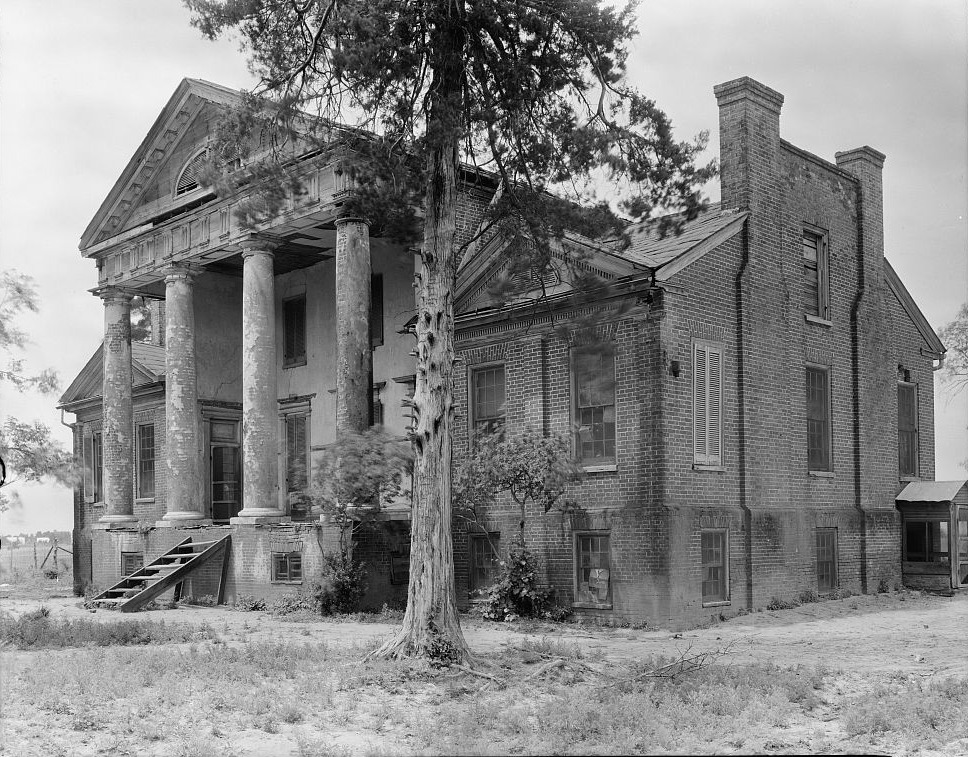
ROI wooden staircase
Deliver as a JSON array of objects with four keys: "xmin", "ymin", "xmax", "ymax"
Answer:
[{"xmin": 91, "ymin": 535, "xmax": 231, "ymax": 612}]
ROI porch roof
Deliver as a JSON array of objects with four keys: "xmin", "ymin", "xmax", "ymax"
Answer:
[{"xmin": 896, "ymin": 480, "xmax": 968, "ymax": 504}]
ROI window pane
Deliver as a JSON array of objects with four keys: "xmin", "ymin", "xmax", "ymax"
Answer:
[
  {"xmin": 472, "ymin": 365, "xmax": 506, "ymax": 441},
  {"xmin": 137, "ymin": 424, "xmax": 155, "ymax": 499},
  {"xmin": 701, "ymin": 531, "xmax": 727, "ymax": 603},
  {"xmin": 816, "ymin": 529, "xmax": 837, "ymax": 592},
  {"xmin": 806, "ymin": 368, "xmax": 830, "ymax": 471},
  {"xmin": 576, "ymin": 534, "xmax": 611, "ymax": 604},
  {"xmin": 574, "ymin": 349, "xmax": 616, "ymax": 463},
  {"xmin": 469, "ymin": 536, "xmax": 501, "ymax": 592}
]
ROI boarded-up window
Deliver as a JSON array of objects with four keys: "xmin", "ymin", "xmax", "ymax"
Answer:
[
  {"xmin": 137, "ymin": 423, "xmax": 156, "ymax": 499},
  {"xmin": 816, "ymin": 528, "xmax": 838, "ymax": 592},
  {"xmin": 694, "ymin": 342, "xmax": 723, "ymax": 466},
  {"xmin": 469, "ymin": 535, "xmax": 501, "ymax": 595},
  {"xmin": 701, "ymin": 530, "xmax": 728, "ymax": 604},
  {"xmin": 471, "ymin": 364, "xmax": 506, "ymax": 442},
  {"xmin": 573, "ymin": 347, "xmax": 616, "ymax": 465},
  {"xmin": 803, "ymin": 229, "xmax": 829, "ymax": 319},
  {"xmin": 283, "ymin": 296, "xmax": 307, "ymax": 367},
  {"xmin": 121, "ymin": 551, "xmax": 144, "ymax": 576},
  {"xmin": 285, "ymin": 414, "xmax": 309, "ymax": 493},
  {"xmin": 370, "ymin": 274, "xmax": 384, "ymax": 347},
  {"xmin": 271, "ymin": 551, "xmax": 303, "ymax": 583},
  {"xmin": 575, "ymin": 533, "xmax": 611, "ymax": 606},
  {"xmin": 806, "ymin": 367, "xmax": 831, "ymax": 472},
  {"xmin": 898, "ymin": 383, "xmax": 918, "ymax": 477}
]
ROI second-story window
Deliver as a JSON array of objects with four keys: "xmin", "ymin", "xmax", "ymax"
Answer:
[
  {"xmin": 573, "ymin": 345, "xmax": 616, "ymax": 466},
  {"xmin": 802, "ymin": 229, "xmax": 830, "ymax": 321},
  {"xmin": 898, "ymin": 382, "xmax": 919, "ymax": 478},
  {"xmin": 283, "ymin": 295, "xmax": 307, "ymax": 367},
  {"xmin": 471, "ymin": 364, "xmax": 506, "ymax": 442}
]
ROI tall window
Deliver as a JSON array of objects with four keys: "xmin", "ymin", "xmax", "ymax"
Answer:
[
  {"xmin": 370, "ymin": 274, "xmax": 384, "ymax": 347},
  {"xmin": 816, "ymin": 528, "xmax": 838, "ymax": 593},
  {"xmin": 137, "ymin": 423, "xmax": 156, "ymax": 499},
  {"xmin": 92, "ymin": 432, "xmax": 103, "ymax": 502},
  {"xmin": 694, "ymin": 342, "xmax": 723, "ymax": 466},
  {"xmin": 701, "ymin": 530, "xmax": 728, "ymax": 604},
  {"xmin": 802, "ymin": 229, "xmax": 829, "ymax": 320},
  {"xmin": 471, "ymin": 364, "xmax": 506, "ymax": 441},
  {"xmin": 573, "ymin": 346, "xmax": 616, "ymax": 465},
  {"xmin": 806, "ymin": 366, "xmax": 831, "ymax": 472},
  {"xmin": 283, "ymin": 295, "xmax": 307, "ymax": 367},
  {"xmin": 469, "ymin": 535, "xmax": 501, "ymax": 595},
  {"xmin": 285, "ymin": 414, "xmax": 309, "ymax": 493},
  {"xmin": 898, "ymin": 383, "xmax": 918, "ymax": 478},
  {"xmin": 210, "ymin": 419, "xmax": 241, "ymax": 523},
  {"xmin": 575, "ymin": 533, "xmax": 611, "ymax": 606}
]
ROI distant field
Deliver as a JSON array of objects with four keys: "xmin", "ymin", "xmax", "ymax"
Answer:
[{"xmin": 0, "ymin": 545, "xmax": 72, "ymax": 583}]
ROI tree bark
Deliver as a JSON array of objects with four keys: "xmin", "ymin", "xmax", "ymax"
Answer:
[{"xmin": 368, "ymin": 3, "xmax": 470, "ymax": 663}]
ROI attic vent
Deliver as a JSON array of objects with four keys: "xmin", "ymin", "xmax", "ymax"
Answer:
[{"xmin": 175, "ymin": 151, "xmax": 207, "ymax": 197}]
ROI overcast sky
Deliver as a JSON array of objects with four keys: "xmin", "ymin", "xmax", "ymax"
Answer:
[{"xmin": 1, "ymin": 0, "xmax": 966, "ymax": 535}]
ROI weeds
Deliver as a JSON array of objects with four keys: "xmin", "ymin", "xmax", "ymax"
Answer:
[{"xmin": 0, "ymin": 609, "xmax": 217, "ymax": 649}]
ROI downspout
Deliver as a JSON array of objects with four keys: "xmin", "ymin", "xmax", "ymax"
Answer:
[
  {"xmin": 734, "ymin": 222, "xmax": 754, "ymax": 610},
  {"xmin": 849, "ymin": 180, "xmax": 869, "ymax": 594}
]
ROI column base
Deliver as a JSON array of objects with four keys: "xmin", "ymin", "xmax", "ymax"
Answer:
[
  {"xmin": 93, "ymin": 517, "xmax": 138, "ymax": 530},
  {"xmin": 155, "ymin": 514, "xmax": 213, "ymax": 528},
  {"xmin": 231, "ymin": 509, "xmax": 290, "ymax": 525}
]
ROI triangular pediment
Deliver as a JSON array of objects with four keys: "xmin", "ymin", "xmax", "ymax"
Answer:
[
  {"xmin": 58, "ymin": 342, "xmax": 166, "ymax": 407},
  {"xmin": 455, "ymin": 231, "xmax": 641, "ymax": 314},
  {"xmin": 80, "ymin": 79, "xmax": 245, "ymax": 254}
]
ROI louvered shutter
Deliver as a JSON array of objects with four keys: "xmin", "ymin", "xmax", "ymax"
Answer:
[
  {"xmin": 83, "ymin": 431, "xmax": 94, "ymax": 503},
  {"xmin": 694, "ymin": 343, "xmax": 723, "ymax": 466},
  {"xmin": 286, "ymin": 415, "xmax": 308, "ymax": 492}
]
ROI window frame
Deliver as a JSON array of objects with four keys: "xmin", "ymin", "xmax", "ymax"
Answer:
[
  {"xmin": 693, "ymin": 340, "xmax": 724, "ymax": 469},
  {"xmin": 903, "ymin": 519, "xmax": 950, "ymax": 564},
  {"xmin": 469, "ymin": 362, "xmax": 507, "ymax": 444},
  {"xmin": 701, "ymin": 529, "xmax": 730, "ymax": 606},
  {"xmin": 816, "ymin": 527, "xmax": 839, "ymax": 594},
  {"xmin": 802, "ymin": 226, "xmax": 830, "ymax": 323},
  {"xmin": 805, "ymin": 364, "xmax": 833, "ymax": 474},
  {"xmin": 136, "ymin": 422, "xmax": 156, "ymax": 500},
  {"xmin": 574, "ymin": 531, "xmax": 612, "ymax": 608},
  {"xmin": 120, "ymin": 551, "xmax": 144, "ymax": 577},
  {"xmin": 571, "ymin": 345, "xmax": 617, "ymax": 470},
  {"xmin": 282, "ymin": 294, "xmax": 307, "ymax": 368},
  {"xmin": 370, "ymin": 273, "xmax": 384, "ymax": 347},
  {"xmin": 92, "ymin": 431, "xmax": 103, "ymax": 504},
  {"xmin": 271, "ymin": 551, "xmax": 304, "ymax": 583},
  {"xmin": 468, "ymin": 533, "xmax": 501, "ymax": 596},
  {"xmin": 897, "ymin": 381, "xmax": 919, "ymax": 479}
]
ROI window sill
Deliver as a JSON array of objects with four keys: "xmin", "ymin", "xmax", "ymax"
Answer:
[
  {"xmin": 92, "ymin": 501, "xmax": 105, "ymax": 507},
  {"xmin": 283, "ymin": 359, "xmax": 307, "ymax": 370},
  {"xmin": 899, "ymin": 476, "xmax": 921, "ymax": 482},
  {"xmin": 804, "ymin": 315, "xmax": 832, "ymax": 327},
  {"xmin": 270, "ymin": 580, "xmax": 303, "ymax": 585},
  {"xmin": 136, "ymin": 498, "xmax": 155, "ymax": 504},
  {"xmin": 572, "ymin": 602, "xmax": 613, "ymax": 610},
  {"xmin": 693, "ymin": 464, "xmax": 725, "ymax": 472},
  {"xmin": 808, "ymin": 470, "xmax": 835, "ymax": 478},
  {"xmin": 583, "ymin": 464, "xmax": 617, "ymax": 473},
  {"xmin": 702, "ymin": 600, "xmax": 731, "ymax": 608}
]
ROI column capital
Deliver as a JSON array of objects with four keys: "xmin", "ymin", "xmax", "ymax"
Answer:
[
  {"xmin": 92, "ymin": 285, "xmax": 136, "ymax": 303},
  {"xmin": 239, "ymin": 233, "xmax": 283, "ymax": 257},
  {"xmin": 334, "ymin": 215, "xmax": 370, "ymax": 229},
  {"xmin": 163, "ymin": 263, "xmax": 202, "ymax": 285}
]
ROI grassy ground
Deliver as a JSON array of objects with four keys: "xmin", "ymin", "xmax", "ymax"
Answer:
[{"xmin": 2, "ymin": 577, "xmax": 967, "ymax": 756}]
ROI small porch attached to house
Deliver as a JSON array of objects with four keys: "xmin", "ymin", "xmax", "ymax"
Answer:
[{"xmin": 896, "ymin": 480, "xmax": 968, "ymax": 592}]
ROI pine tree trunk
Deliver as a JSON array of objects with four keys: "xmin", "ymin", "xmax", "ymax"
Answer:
[{"xmin": 368, "ymin": 4, "xmax": 470, "ymax": 663}]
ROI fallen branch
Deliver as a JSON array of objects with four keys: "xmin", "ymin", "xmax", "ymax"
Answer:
[
  {"xmin": 523, "ymin": 658, "xmax": 566, "ymax": 680},
  {"xmin": 451, "ymin": 663, "xmax": 502, "ymax": 684}
]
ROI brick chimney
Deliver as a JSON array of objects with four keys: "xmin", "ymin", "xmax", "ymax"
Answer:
[
  {"xmin": 713, "ymin": 77, "xmax": 784, "ymax": 213},
  {"xmin": 835, "ymin": 147, "xmax": 886, "ymax": 289}
]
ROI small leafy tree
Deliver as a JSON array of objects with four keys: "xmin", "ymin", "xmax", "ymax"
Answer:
[
  {"xmin": 455, "ymin": 430, "xmax": 582, "ymax": 620},
  {"xmin": 309, "ymin": 427, "xmax": 413, "ymax": 612},
  {"xmin": 0, "ymin": 271, "xmax": 74, "ymax": 511},
  {"xmin": 939, "ymin": 303, "xmax": 968, "ymax": 397}
]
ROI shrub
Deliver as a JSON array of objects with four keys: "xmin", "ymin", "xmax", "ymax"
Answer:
[
  {"xmin": 797, "ymin": 589, "xmax": 819, "ymax": 604},
  {"xmin": 234, "ymin": 594, "xmax": 267, "ymax": 611},
  {"xmin": 479, "ymin": 542, "xmax": 557, "ymax": 621},
  {"xmin": 271, "ymin": 591, "xmax": 316, "ymax": 616},
  {"xmin": 0, "ymin": 611, "xmax": 217, "ymax": 649},
  {"xmin": 766, "ymin": 596, "xmax": 798, "ymax": 611},
  {"xmin": 312, "ymin": 553, "xmax": 368, "ymax": 615}
]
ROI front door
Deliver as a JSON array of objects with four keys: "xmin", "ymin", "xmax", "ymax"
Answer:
[{"xmin": 210, "ymin": 419, "xmax": 241, "ymax": 523}]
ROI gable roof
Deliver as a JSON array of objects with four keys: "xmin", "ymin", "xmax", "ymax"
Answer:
[
  {"xmin": 884, "ymin": 259, "xmax": 946, "ymax": 357},
  {"xmin": 80, "ymin": 78, "xmax": 243, "ymax": 253},
  {"xmin": 58, "ymin": 342, "xmax": 167, "ymax": 408}
]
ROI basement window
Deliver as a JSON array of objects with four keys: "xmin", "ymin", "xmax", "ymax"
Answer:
[
  {"xmin": 701, "ymin": 530, "xmax": 729, "ymax": 605},
  {"xmin": 121, "ymin": 552, "xmax": 144, "ymax": 577},
  {"xmin": 271, "ymin": 551, "xmax": 303, "ymax": 583},
  {"xmin": 575, "ymin": 533, "xmax": 611, "ymax": 607},
  {"xmin": 816, "ymin": 528, "xmax": 838, "ymax": 593}
]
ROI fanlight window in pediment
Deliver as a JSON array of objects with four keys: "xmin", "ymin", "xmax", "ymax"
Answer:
[{"xmin": 174, "ymin": 150, "xmax": 208, "ymax": 197}]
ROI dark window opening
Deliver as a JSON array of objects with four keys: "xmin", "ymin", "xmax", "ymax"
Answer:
[
  {"xmin": 93, "ymin": 432, "xmax": 103, "ymax": 503},
  {"xmin": 701, "ymin": 530, "xmax": 728, "ymax": 604},
  {"xmin": 904, "ymin": 520, "xmax": 949, "ymax": 563},
  {"xmin": 283, "ymin": 295, "xmax": 307, "ymax": 367},
  {"xmin": 469, "ymin": 535, "xmax": 501, "ymax": 596},
  {"xmin": 121, "ymin": 551, "xmax": 144, "ymax": 576},
  {"xmin": 272, "ymin": 551, "xmax": 303, "ymax": 583},
  {"xmin": 816, "ymin": 528, "xmax": 838, "ymax": 593},
  {"xmin": 898, "ymin": 383, "xmax": 918, "ymax": 477},
  {"xmin": 370, "ymin": 274, "xmax": 384, "ymax": 347},
  {"xmin": 806, "ymin": 366, "xmax": 831, "ymax": 472},
  {"xmin": 137, "ymin": 423, "xmax": 156, "ymax": 499},
  {"xmin": 575, "ymin": 533, "xmax": 611, "ymax": 606}
]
